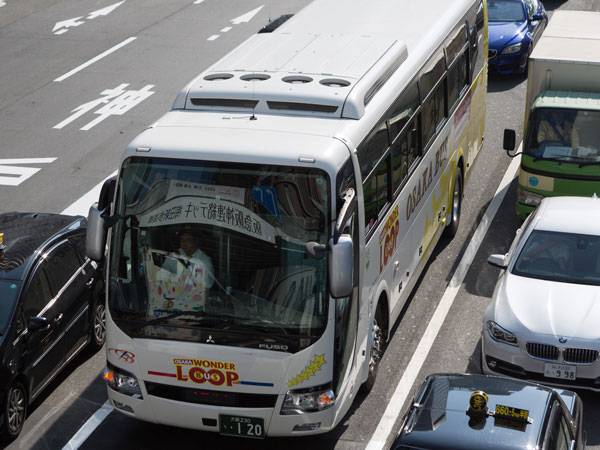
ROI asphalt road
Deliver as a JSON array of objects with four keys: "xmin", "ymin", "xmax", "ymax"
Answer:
[{"xmin": 1, "ymin": 0, "xmax": 600, "ymax": 449}]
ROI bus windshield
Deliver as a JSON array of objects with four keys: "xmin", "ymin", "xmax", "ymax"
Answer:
[
  {"xmin": 525, "ymin": 108, "xmax": 600, "ymax": 165},
  {"xmin": 109, "ymin": 157, "xmax": 330, "ymax": 348}
]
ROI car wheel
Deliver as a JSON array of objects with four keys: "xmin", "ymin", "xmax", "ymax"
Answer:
[
  {"xmin": 90, "ymin": 297, "xmax": 106, "ymax": 350},
  {"xmin": 1, "ymin": 381, "xmax": 27, "ymax": 442},
  {"xmin": 362, "ymin": 303, "xmax": 387, "ymax": 394},
  {"xmin": 444, "ymin": 168, "xmax": 463, "ymax": 239}
]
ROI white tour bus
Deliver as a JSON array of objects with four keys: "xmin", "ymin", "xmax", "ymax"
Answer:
[{"xmin": 87, "ymin": 0, "xmax": 487, "ymax": 438}]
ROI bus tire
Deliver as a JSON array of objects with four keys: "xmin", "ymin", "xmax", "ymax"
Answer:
[
  {"xmin": 444, "ymin": 167, "xmax": 463, "ymax": 239},
  {"xmin": 362, "ymin": 302, "xmax": 387, "ymax": 394}
]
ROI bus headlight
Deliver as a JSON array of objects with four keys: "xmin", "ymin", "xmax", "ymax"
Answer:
[
  {"xmin": 103, "ymin": 364, "xmax": 143, "ymax": 399},
  {"xmin": 518, "ymin": 189, "xmax": 544, "ymax": 206},
  {"xmin": 281, "ymin": 385, "xmax": 335, "ymax": 415}
]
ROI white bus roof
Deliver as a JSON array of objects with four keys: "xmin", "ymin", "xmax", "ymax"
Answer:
[
  {"xmin": 173, "ymin": 0, "xmax": 476, "ymax": 120},
  {"xmin": 531, "ymin": 11, "xmax": 600, "ymax": 65}
]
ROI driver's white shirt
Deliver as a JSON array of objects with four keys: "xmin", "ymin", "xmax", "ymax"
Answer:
[{"xmin": 176, "ymin": 248, "xmax": 215, "ymax": 289}]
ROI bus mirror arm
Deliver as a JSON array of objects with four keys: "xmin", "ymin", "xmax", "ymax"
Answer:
[
  {"xmin": 334, "ymin": 188, "xmax": 356, "ymax": 244},
  {"xmin": 85, "ymin": 176, "xmax": 117, "ymax": 262}
]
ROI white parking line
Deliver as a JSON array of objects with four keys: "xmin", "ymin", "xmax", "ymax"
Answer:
[
  {"xmin": 61, "ymin": 401, "xmax": 113, "ymax": 450},
  {"xmin": 54, "ymin": 37, "xmax": 136, "ymax": 82},
  {"xmin": 366, "ymin": 153, "xmax": 522, "ymax": 450},
  {"xmin": 62, "ymin": 171, "xmax": 117, "ymax": 216}
]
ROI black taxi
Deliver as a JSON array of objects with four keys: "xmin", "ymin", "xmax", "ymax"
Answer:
[
  {"xmin": 393, "ymin": 373, "xmax": 584, "ymax": 450},
  {"xmin": 0, "ymin": 212, "xmax": 105, "ymax": 441}
]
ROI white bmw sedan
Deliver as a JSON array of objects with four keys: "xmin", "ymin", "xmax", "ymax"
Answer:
[{"xmin": 482, "ymin": 196, "xmax": 600, "ymax": 389}]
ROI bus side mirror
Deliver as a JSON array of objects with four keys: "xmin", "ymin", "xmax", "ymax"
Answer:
[
  {"xmin": 503, "ymin": 129, "xmax": 516, "ymax": 154},
  {"xmin": 329, "ymin": 234, "xmax": 353, "ymax": 299},
  {"xmin": 86, "ymin": 176, "xmax": 116, "ymax": 262}
]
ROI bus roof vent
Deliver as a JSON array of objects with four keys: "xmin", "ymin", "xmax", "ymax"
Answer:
[
  {"xmin": 203, "ymin": 73, "xmax": 234, "ymax": 81},
  {"xmin": 177, "ymin": 33, "xmax": 408, "ymax": 119}
]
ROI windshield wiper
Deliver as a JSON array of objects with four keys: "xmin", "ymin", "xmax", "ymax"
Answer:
[
  {"xmin": 235, "ymin": 317, "xmax": 290, "ymax": 336},
  {"xmin": 131, "ymin": 310, "xmax": 234, "ymax": 331}
]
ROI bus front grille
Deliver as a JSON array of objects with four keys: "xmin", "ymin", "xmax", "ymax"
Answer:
[{"xmin": 145, "ymin": 381, "xmax": 278, "ymax": 408}]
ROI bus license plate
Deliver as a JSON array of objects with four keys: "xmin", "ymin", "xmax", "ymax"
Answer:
[
  {"xmin": 219, "ymin": 414, "xmax": 265, "ymax": 439},
  {"xmin": 544, "ymin": 363, "xmax": 576, "ymax": 380}
]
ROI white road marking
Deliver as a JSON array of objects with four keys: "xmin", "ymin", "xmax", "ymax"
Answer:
[
  {"xmin": 207, "ymin": 34, "xmax": 219, "ymax": 41},
  {"xmin": 366, "ymin": 153, "xmax": 522, "ymax": 450},
  {"xmin": 220, "ymin": 26, "xmax": 232, "ymax": 32},
  {"xmin": 61, "ymin": 401, "xmax": 113, "ymax": 450},
  {"xmin": 62, "ymin": 171, "xmax": 117, "ymax": 216},
  {"xmin": 0, "ymin": 158, "xmax": 56, "ymax": 186},
  {"xmin": 231, "ymin": 5, "xmax": 264, "ymax": 24},
  {"xmin": 54, "ymin": 37, "xmax": 136, "ymax": 82},
  {"xmin": 52, "ymin": 17, "xmax": 85, "ymax": 35},
  {"xmin": 53, "ymin": 83, "xmax": 154, "ymax": 131},
  {"xmin": 87, "ymin": 1, "xmax": 125, "ymax": 20}
]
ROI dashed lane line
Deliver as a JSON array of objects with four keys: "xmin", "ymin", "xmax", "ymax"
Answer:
[
  {"xmin": 54, "ymin": 37, "xmax": 136, "ymax": 82},
  {"xmin": 366, "ymin": 153, "xmax": 522, "ymax": 450},
  {"xmin": 62, "ymin": 171, "xmax": 117, "ymax": 216}
]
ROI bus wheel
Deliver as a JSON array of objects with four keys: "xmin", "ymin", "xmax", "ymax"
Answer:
[
  {"xmin": 1, "ymin": 381, "xmax": 27, "ymax": 442},
  {"xmin": 362, "ymin": 304, "xmax": 387, "ymax": 394},
  {"xmin": 444, "ymin": 168, "xmax": 463, "ymax": 239}
]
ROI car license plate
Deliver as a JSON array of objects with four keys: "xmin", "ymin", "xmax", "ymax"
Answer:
[
  {"xmin": 544, "ymin": 363, "xmax": 576, "ymax": 380},
  {"xmin": 219, "ymin": 414, "xmax": 265, "ymax": 439}
]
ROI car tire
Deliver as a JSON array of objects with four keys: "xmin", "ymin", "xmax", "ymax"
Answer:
[
  {"xmin": 1, "ymin": 381, "xmax": 27, "ymax": 442},
  {"xmin": 444, "ymin": 168, "xmax": 463, "ymax": 239},
  {"xmin": 89, "ymin": 296, "xmax": 106, "ymax": 351},
  {"xmin": 361, "ymin": 302, "xmax": 387, "ymax": 394}
]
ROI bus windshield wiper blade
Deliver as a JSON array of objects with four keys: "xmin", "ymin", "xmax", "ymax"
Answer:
[
  {"xmin": 236, "ymin": 317, "xmax": 290, "ymax": 336},
  {"xmin": 132, "ymin": 310, "xmax": 227, "ymax": 331}
]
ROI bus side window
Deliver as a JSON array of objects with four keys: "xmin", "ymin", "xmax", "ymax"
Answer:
[
  {"xmin": 391, "ymin": 117, "xmax": 419, "ymax": 193},
  {"xmin": 419, "ymin": 53, "xmax": 446, "ymax": 148},
  {"xmin": 357, "ymin": 120, "xmax": 390, "ymax": 179},
  {"xmin": 446, "ymin": 25, "xmax": 469, "ymax": 110},
  {"xmin": 387, "ymin": 81, "xmax": 419, "ymax": 140},
  {"xmin": 363, "ymin": 157, "xmax": 390, "ymax": 237}
]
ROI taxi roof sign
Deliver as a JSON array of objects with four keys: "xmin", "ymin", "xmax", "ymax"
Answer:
[{"xmin": 468, "ymin": 390, "xmax": 489, "ymax": 415}]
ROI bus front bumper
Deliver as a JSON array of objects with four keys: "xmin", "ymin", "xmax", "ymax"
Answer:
[{"xmin": 107, "ymin": 387, "xmax": 337, "ymax": 437}]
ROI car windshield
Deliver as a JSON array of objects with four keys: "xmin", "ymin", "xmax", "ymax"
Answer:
[
  {"xmin": 513, "ymin": 230, "xmax": 600, "ymax": 286},
  {"xmin": 109, "ymin": 157, "xmax": 331, "ymax": 345},
  {"xmin": 0, "ymin": 280, "xmax": 19, "ymax": 334},
  {"xmin": 525, "ymin": 108, "xmax": 600, "ymax": 164},
  {"xmin": 488, "ymin": 0, "xmax": 526, "ymax": 22}
]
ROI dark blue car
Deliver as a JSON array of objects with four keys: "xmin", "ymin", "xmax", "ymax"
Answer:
[{"xmin": 488, "ymin": 0, "xmax": 547, "ymax": 75}]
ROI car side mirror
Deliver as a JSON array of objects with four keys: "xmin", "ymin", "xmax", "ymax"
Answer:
[
  {"xmin": 503, "ymin": 129, "xmax": 516, "ymax": 153},
  {"xmin": 329, "ymin": 234, "xmax": 353, "ymax": 298},
  {"xmin": 28, "ymin": 316, "xmax": 49, "ymax": 332},
  {"xmin": 488, "ymin": 254, "xmax": 508, "ymax": 269}
]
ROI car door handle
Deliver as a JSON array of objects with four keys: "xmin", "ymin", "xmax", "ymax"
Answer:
[{"xmin": 53, "ymin": 313, "xmax": 64, "ymax": 326}]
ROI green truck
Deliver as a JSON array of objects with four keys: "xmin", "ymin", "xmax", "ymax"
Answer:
[{"xmin": 503, "ymin": 10, "xmax": 600, "ymax": 218}]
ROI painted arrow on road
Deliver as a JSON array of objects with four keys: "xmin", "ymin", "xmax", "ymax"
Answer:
[
  {"xmin": 0, "ymin": 158, "xmax": 56, "ymax": 186},
  {"xmin": 87, "ymin": 1, "xmax": 125, "ymax": 20},
  {"xmin": 231, "ymin": 5, "xmax": 264, "ymax": 25},
  {"xmin": 52, "ymin": 17, "xmax": 85, "ymax": 35}
]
